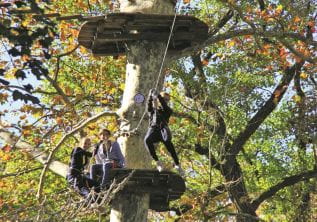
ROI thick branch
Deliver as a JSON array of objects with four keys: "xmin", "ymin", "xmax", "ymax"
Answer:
[
  {"xmin": 36, "ymin": 110, "xmax": 118, "ymax": 200},
  {"xmin": 208, "ymin": 184, "xmax": 226, "ymax": 198},
  {"xmin": 191, "ymin": 54, "xmax": 207, "ymax": 83},
  {"xmin": 230, "ymin": 62, "xmax": 303, "ymax": 156},
  {"xmin": 44, "ymin": 74, "xmax": 73, "ymax": 107},
  {"xmin": 174, "ymin": 29, "xmax": 317, "ymax": 59},
  {"xmin": 0, "ymin": 128, "xmax": 68, "ymax": 177},
  {"xmin": 190, "ymin": 55, "xmax": 228, "ymax": 141},
  {"xmin": 251, "ymin": 168, "xmax": 317, "ymax": 209},
  {"xmin": 194, "ymin": 144, "xmax": 221, "ymax": 170},
  {"xmin": 294, "ymin": 71, "xmax": 305, "ymax": 98},
  {"xmin": 209, "ymin": 9, "xmax": 234, "ymax": 36}
]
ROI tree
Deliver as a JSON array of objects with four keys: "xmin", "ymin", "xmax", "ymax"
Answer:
[{"xmin": 1, "ymin": 0, "xmax": 317, "ymax": 221}]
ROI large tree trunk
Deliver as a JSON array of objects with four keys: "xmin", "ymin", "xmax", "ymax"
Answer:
[
  {"xmin": 110, "ymin": 1, "xmax": 174, "ymax": 221},
  {"xmin": 222, "ymin": 159, "xmax": 257, "ymax": 222}
]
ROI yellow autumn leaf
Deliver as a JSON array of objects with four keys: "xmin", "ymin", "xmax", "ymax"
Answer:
[
  {"xmin": 292, "ymin": 95, "xmax": 302, "ymax": 103},
  {"xmin": 267, "ymin": 18, "xmax": 275, "ymax": 22},
  {"xmin": 294, "ymin": 16, "xmax": 301, "ymax": 23},
  {"xmin": 300, "ymin": 72, "xmax": 308, "ymax": 79},
  {"xmin": 5, "ymin": 68, "xmax": 17, "ymax": 79},
  {"xmin": 228, "ymin": 40, "xmax": 235, "ymax": 47},
  {"xmin": 119, "ymin": 83, "xmax": 125, "ymax": 90},
  {"xmin": 56, "ymin": 117, "xmax": 63, "ymax": 125},
  {"xmin": 276, "ymin": 5, "xmax": 283, "ymax": 13}
]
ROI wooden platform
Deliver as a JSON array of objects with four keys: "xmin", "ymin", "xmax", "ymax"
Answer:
[
  {"xmin": 104, "ymin": 168, "xmax": 186, "ymax": 211},
  {"xmin": 78, "ymin": 13, "xmax": 208, "ymax": 56}
]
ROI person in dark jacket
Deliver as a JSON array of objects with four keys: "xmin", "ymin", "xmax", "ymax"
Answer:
[
  {"xmin": 66, "ymin": 137, "xmax": 98, "ymax": 198},
  {"xmin": 144, "ymin": 90, "xmax": 184, "ymax": 175},
  {"xmin": 90, "ymin": 129, "xmax": 125, "ymax": 189}
]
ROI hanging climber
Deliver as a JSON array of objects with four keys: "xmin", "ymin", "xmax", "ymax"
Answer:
[
  {"xmin": 66, "ymin": 137, "xmax": 99, "ymax": 198},
  {"xmin": 90, "ymin": 129, "xmax": 125, "ymax": 189},
  {"xmin": 144, "ymin": 89, "xmax": 184, "ymax": 175}
]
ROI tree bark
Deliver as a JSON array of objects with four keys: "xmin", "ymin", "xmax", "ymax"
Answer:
[
  {"xmin": 111, "ymin": 41, "xmax": 167, "ymax": 222},
  {"xmin": 111, "ymin": 1, "xmax": 175, "ymax": 221}
]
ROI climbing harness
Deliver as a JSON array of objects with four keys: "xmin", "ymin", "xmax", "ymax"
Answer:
[{"xmin": 122, "ymin": 1, "xmax": 181, "ymax": 135}]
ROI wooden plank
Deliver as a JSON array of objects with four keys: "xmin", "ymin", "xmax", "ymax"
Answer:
[{"xmin": 95, "ymin": 31, "xmax": 205, "ymax": 42}]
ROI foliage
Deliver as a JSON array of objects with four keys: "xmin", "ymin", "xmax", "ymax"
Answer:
[{"xmin": 1, "ymin": 0, "xmax": 317, "ymax": 221}]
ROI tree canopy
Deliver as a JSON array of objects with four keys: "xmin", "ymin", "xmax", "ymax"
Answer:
[{"xmin": 0, "ymin": 0, "xmax": 316, "ymax": 221}]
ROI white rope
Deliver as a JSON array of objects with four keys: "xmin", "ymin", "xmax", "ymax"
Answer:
[
  {"xmin": 154, "ymin": 8, "xmax": 178, "ymax": 89},
  {"xmin": 132, "ymin": 1, "xmax": 181, "ymax": 132}
]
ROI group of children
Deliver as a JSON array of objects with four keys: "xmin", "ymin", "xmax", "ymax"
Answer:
[
  {"xmin": 66, "ymin": 129, "xmax": 124, "ymax": 198},
  {"xmin": 67, "ymin": 89, "xmax": 183, "ymax": 198}
]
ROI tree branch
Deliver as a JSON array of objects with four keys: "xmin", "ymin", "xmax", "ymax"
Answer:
[
  {"xmin": 36, "ymin": 110, "xmax": 118, "ymax": 200},
  {"xmin": 280, "ymin": 39, "xmax": 317, "ymax": 64},
  {"xmin": 44, "ymin": 74, "xmax": 73, "ymax": 107},
  {"xmin": 0, "ymin": 128, "xmax": 68, "ymax": 177},
  {"xmin": 209, "ymin": 9, "xmax": 234, "ymax": 36},
  {"xmin": 194, "ymin": 144, "xmax": 221, "ymax": 170},
  {"xmin": 251, "ymin": 168, "xmax": 317, "ymax": 209},
  {"xmin": 230, "ymin": 62, "xmax": 303, "ymax": 156},
  {"xmin": 0, "ymin": 166, "xmax": 42, "ymax": 179},
  {"xmin": 174, "ymin": 29, "xmax": 317, "ymax": 59},
  {"xmin": 53, "ymin": 44, "xmax": 79, "ymax": 81}
]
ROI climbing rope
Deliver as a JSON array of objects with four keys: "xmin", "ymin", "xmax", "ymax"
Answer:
[{"xmin": 128, "ymin": 1, "xmax": 181, "ymax": 134}]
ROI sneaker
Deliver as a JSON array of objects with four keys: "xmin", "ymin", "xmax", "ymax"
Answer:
[
  {"xmin": 156, "ymin": 161, "xmax": 163, "ymax": 172},
  {"xmin": 175, "ymin": 165, "xmax": 184, "ymax": 176}
]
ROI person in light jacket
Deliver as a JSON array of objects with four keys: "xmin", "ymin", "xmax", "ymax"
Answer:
[{"xmin": 90, "ymin": 129, "xmax": 125, "ymax": 189}]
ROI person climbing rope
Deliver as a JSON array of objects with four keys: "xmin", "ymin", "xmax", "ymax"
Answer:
[
  {"xmin": 90, "ymin": 129, "xmax": 125, "ymax": 189},
  {"xmin": 66, "ymin": 137, "xmax": 99, "ymax": 198},
  {"xmin": 144, "ymin": 89, "xmax": 184, "ymax": 175}
]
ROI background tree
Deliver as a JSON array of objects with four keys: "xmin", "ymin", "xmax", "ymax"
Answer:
[{"xmin": 1, "ymin": 0, "xmax": 317, "ymax": 221}]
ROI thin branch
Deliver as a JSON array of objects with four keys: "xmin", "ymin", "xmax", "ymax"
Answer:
[
  {"xmin": 230, "ymin": 62, "xmax": 303, "ymax": 156},
  {"xmin": 280, "ymin": 39, "xmax": 316, "ymax": 64},
  {"xmin": 251, "ymin": 168, "xmax": 317, "ymax": 209},
  {"xmin": 173, "ymin": 111, "xmax": 199, "ymax": 125},
  {"xmin": 36, "ymin": 110, "xmax": 118, "ymax": 200},
  {"xmin": 53, "ymin": 44, "xmax": 79, "ymax": 81},
  {"xmin": 0, "ymin": 167, "xmax": 42, "ymax": 179}
]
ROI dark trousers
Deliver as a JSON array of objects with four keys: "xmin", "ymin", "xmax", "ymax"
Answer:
[
  {"xmin": 67, "ymin": 172, "xmax": 98, "ymax": 198},
  {"xmin": 90, "ymin": 163, "xmax": 121, "ymax": 188},
  {"xmin": 90, "ymin": 164, "xmax": 103, "ymax": 184},
  {"xmin": 144, "ymin": 126, "xmax": 179, "ymax": 165}
]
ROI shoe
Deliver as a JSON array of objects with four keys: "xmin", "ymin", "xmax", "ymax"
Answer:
[
  {"xmin": 156, "ymin": 161, "xmax": 163, "ymax": 172},
  {"xmin": 175, "ymin": 165, "xmax": 184, "ymax": 176}
]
